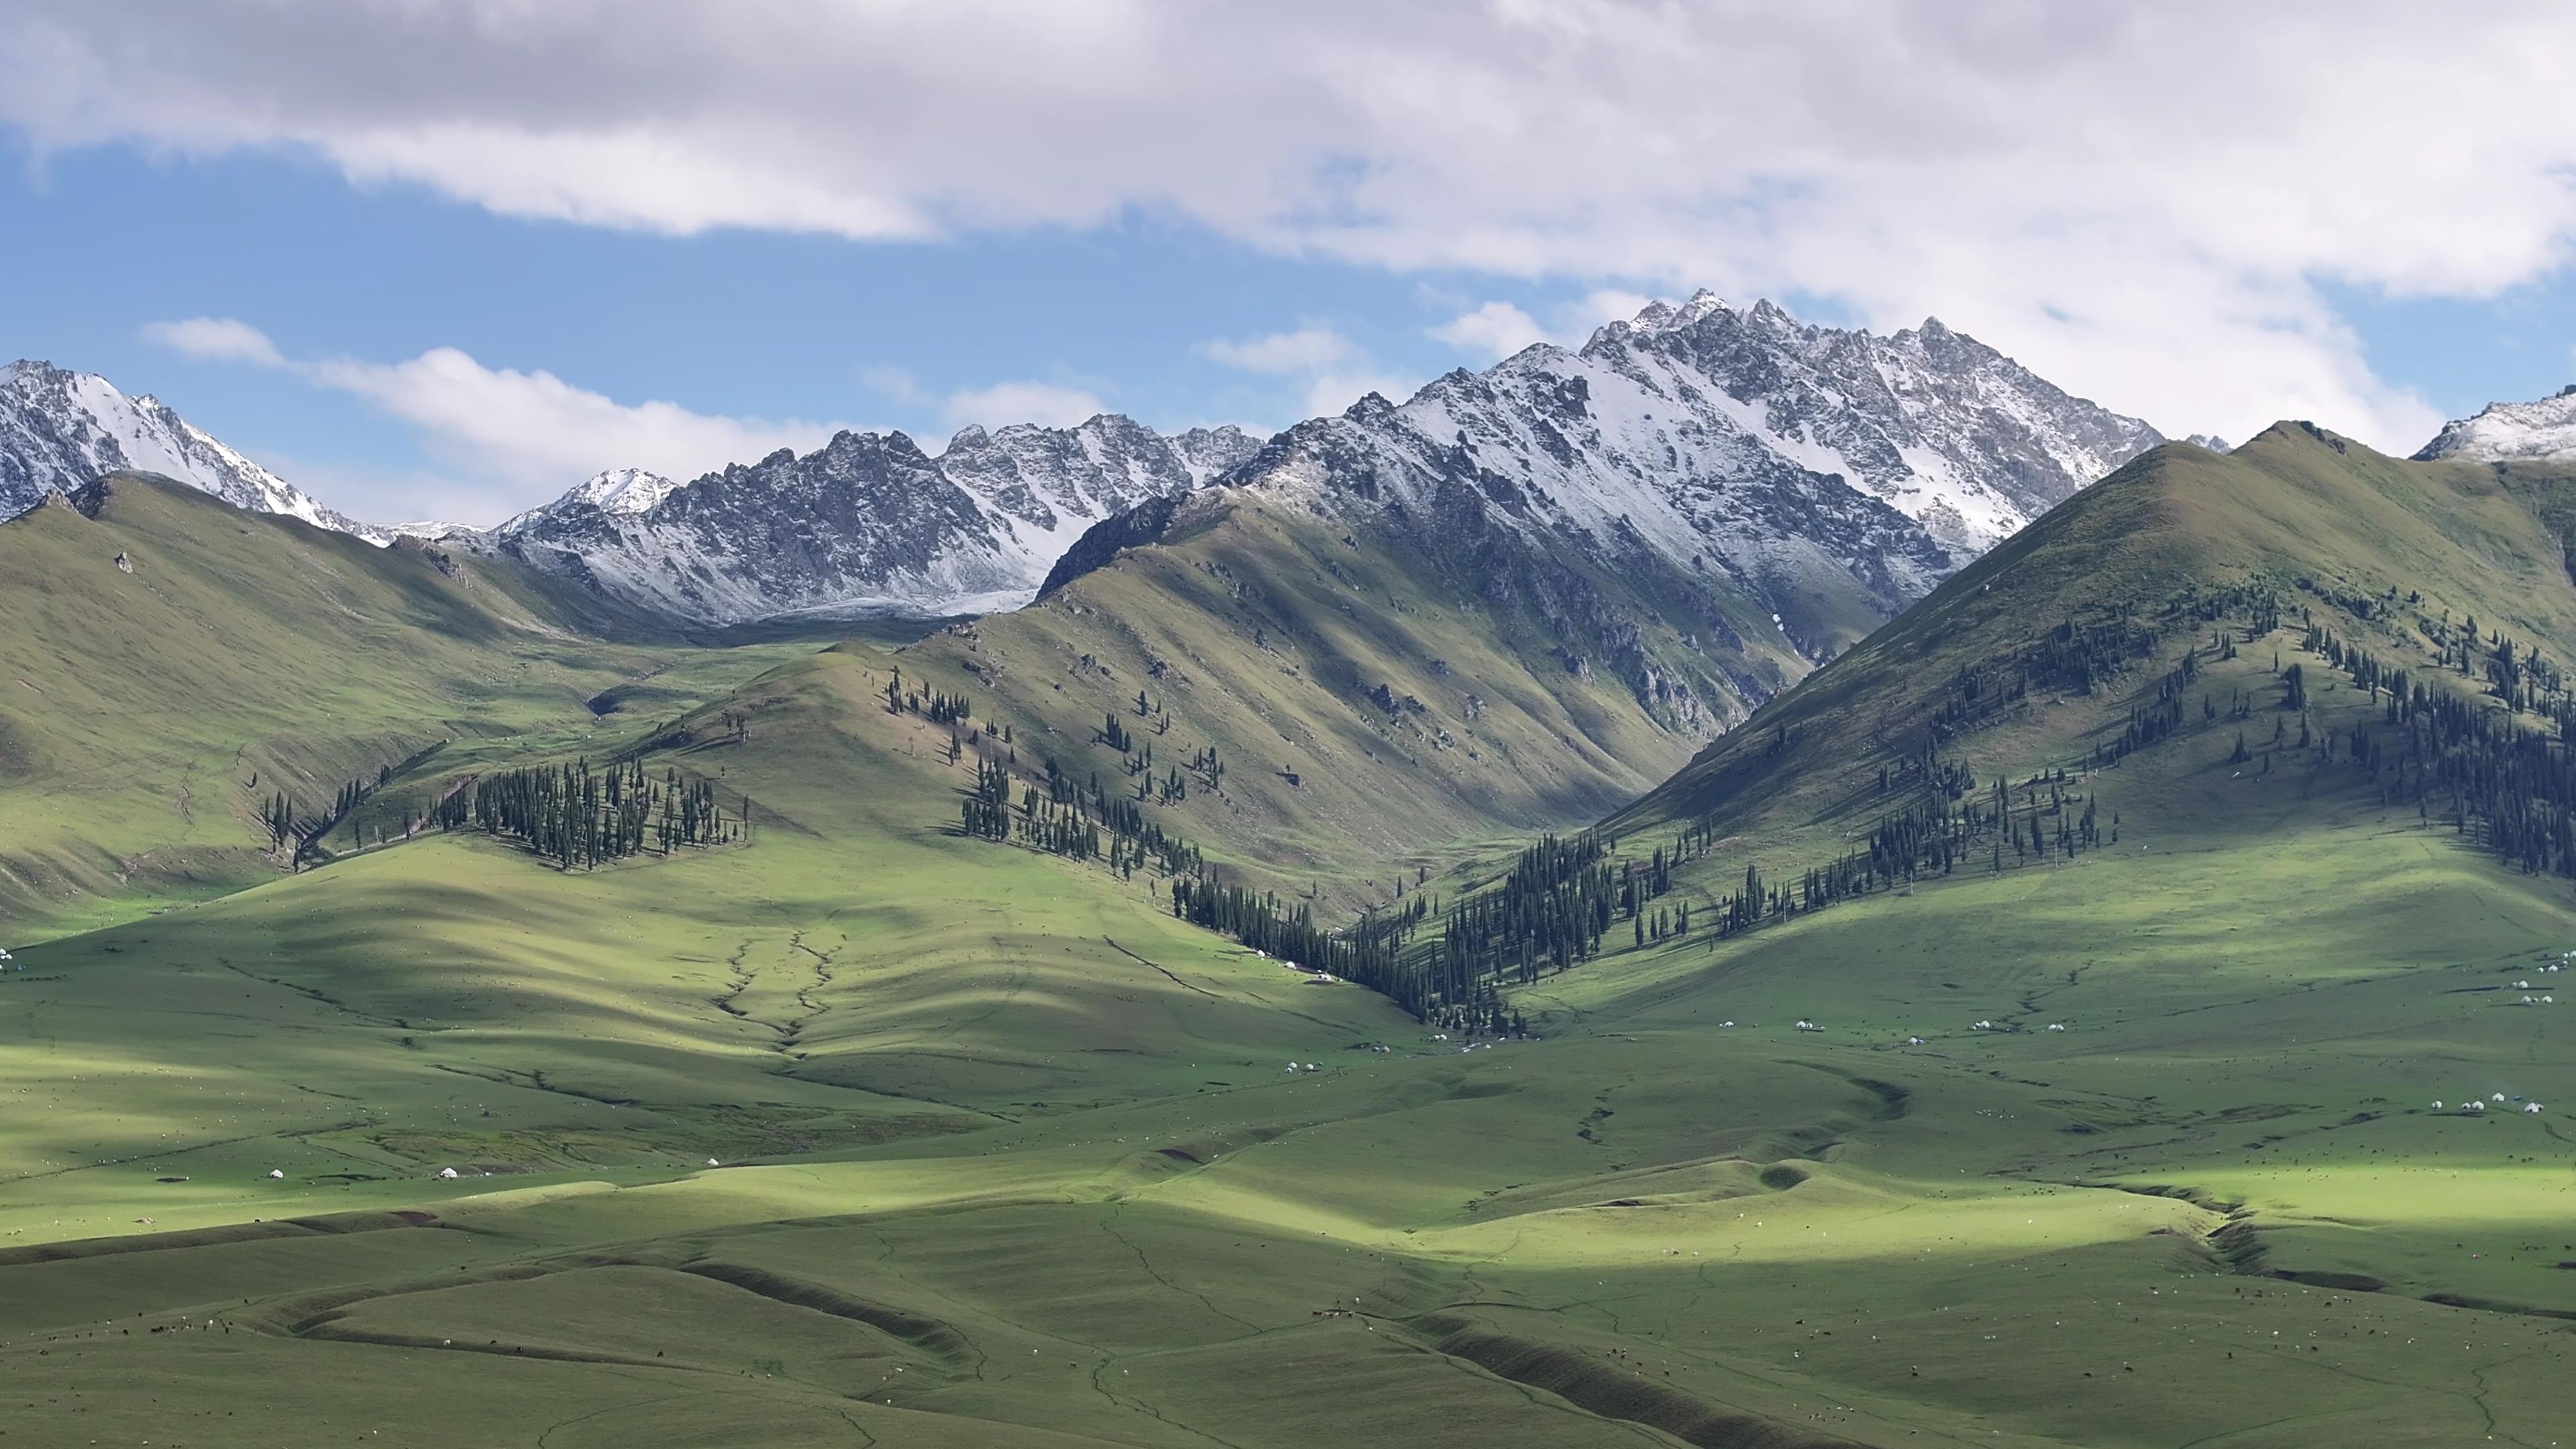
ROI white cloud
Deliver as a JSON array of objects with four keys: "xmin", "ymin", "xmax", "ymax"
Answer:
[
  {"xmin": 38, "ymin": 5, "xmax": 2576, "ymax": 449},
  {"xmin": 142, "ymin": 318, "xmax": 845, "ymax": 521},
  {"xmin": 303, "ymin": 347, "xmax": 841, "ymax": 496},
  {"xmin": 138, "ymin": 316, "xmax": 284, "ymax": 367},
  {"xmin": 1428, "ymin": 301, "xmax": 1546, "ymax": 362},
  {"xmin": 1200, "ymin": 327, "xmax": 1354, "ymax": 374},
  {"xmin": 1569, "ymin": 290, "xmax": 1656, "ymax": 332},
  {"xmin": 1203, "ymin": 326, "xmax": 1406, "ymax": 421},
  {"xmin": 1299, "ymin": 370, "xmax": 1411, "ymax": 420},
  {"xmin": 858, "ymin": 365, "xmax": 930, "ymax": 408},
  {"xmin": 941, "ymin": 381, "xmax": 1104, "ymax": 431}
]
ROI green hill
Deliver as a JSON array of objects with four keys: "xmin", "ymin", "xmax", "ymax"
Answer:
[
  {"xmin": 898, "ymin": 480, "xmax": 1835, "ymax": 909},
  {"xmin": 4, "ymin": 435, "xmax": 2576, "ymax": 1446},
  {"xmin": 0, "ymin": 474, "xmax": 843, "ymax": 930},
  {"xmin": 1613, "ymin": 422, "xmax": 2576, "ymax": 851}
]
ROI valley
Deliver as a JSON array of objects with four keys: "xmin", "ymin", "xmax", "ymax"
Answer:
[{"xmin": 5, "ymin": 354, "xmax": 2576, "ymax": 1446}]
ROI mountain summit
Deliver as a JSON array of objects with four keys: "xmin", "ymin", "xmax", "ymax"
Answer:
[
  {"xmin": 0, "ymin": 360, "xmax": 380, "ymax": 540},
  {"xmin": 476, "ymin": 415, "xmax": 1263, "ymax": 623},
  {"xmin": 2414, "ymin": 383, "xmax": 2576, "ymax": 463}
]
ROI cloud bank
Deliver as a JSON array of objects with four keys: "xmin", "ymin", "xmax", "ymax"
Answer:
[
  {"xmin": 33, "ymin": 3, "xmax": 2576, "ymax": 450},
  {"xmin": 140, "ymin": 317, "xmax": 845, "ymax": 522}
]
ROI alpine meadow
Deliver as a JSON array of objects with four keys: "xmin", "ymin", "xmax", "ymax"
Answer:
[{"xmin": 9, "ymin": 8, "xmax": 2576, "ymax": 1447}]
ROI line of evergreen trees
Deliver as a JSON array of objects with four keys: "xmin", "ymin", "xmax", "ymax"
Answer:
[
  {"xmin": 2302, "ymin": 622, "xmax": 2576, "ymax": 879},
  {"xmin": 961, "ymin": 755, "xmax": 1201, "ymax": 878},
  {"xmin": 451, "ymin": 759, "xmax": 741, "ymax": 869}
]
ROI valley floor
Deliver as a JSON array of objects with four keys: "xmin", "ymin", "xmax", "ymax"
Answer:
[{"xmin": 5, "ymin": 800, "xmax": 2574, "ymax": 1448}]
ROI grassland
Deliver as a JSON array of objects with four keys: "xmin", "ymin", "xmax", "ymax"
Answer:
[
  {"xmin": 4, "ymin": 439, "xmax": 2576, "ymax": 1445},
  {"xmin": 0, "ymin": 475, "xmax": 833, "ymax": 931},
  {"xmin": 899, "ymin": 482, "xmax": 1825, "ymax": 910}
]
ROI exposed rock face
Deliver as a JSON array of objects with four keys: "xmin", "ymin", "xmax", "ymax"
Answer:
[
  {"xmin": 0, "ymin": 360, "xmax": 382, "ymax": 540},
  {"xmin": 476, "ymin": 416, "xmax": 1262, "ymax": 622},
  {"xmin": 7, "ymin": 293, "xmax": 2159, "ymax": 633},
  {"xmin": 1097, "ymin": 293, "xmax": 2157, "ymax": 633}
]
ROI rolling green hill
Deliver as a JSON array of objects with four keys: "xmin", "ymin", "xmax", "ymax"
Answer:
[
  {"xmin": 898, "ymin": 480, "xmax": 1833, "ymax": 910},
  {"xmin": 4, "ymin": 432, "xmax": 2576, "ymax": 1446},
  {"xmin": 1613, "ymin": 422, "xmax": 2576, "ymax": 851},
  {"xmin": 0, "ymin": 474, "xmax": 828, "ymax": 931}
]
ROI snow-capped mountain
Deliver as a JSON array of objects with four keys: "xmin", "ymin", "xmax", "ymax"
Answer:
[
  {"xmin": 1021, "ymin": 295, "xmax": 2163, "ymax": 737},
  {"xmin": 486, "ymin": 294, "xmax": 2151, "ymax": 627},
  {"xmin": 557, "ymin": 466, "xmax": 684, "ymax": 516},
  {"xmin": 1574, "ymin": 294, "xmax": 2158, "ymax": 552},
  {"xmin": 1065, "ymin": 294, "xmax": 2154, "ymax": 618},
  {"xmin": 379, "ymin": 520, "xmax": 480, "ymax": 541},
  {"xmin": 2414, "ymin": 384, "xmax": 2576, "ymax": 463},
  {"xmin": 476, "ymin": 415, "xmax": 1262, "ymax": 623},
  {"xmin": 0, "ymin": 360, "xmax": 384, "ymax": 541}
]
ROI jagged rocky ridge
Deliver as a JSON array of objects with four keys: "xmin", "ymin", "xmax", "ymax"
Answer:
[
  {"xmin": 0, "ymin": 360, "xmax": 381, "ymax": 540},
  {"xmin": 2415, "ymin": 384, "xmax": 2576, "ymax": 464},
  {"xmin": 508, "ymin": 294, "xmax": 2159, "ymax": 626},
  {"xmin": 1057, "ymin": 293, "xmax": 2159, "ymax": 641},
  {"xmin": 5, "ymin": 292, "xmax": 2161, "ymax": 630},
  {"xmin": 475, "ymin": 417, "xmax": 1261, "ymax": 622}
]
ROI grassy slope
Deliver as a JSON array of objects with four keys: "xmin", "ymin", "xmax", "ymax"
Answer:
[
  {"xmin": 1608, "ymin": 424, "xmax": 2576, "ymax": 851},
  {"xmin": 900, "ymin": 484, "xmax": 1821, "ymax": 910},
  {"xmin": 5, "ymin": 434, "xmax": 2576, "ymax": 1445},
  {"xmin": 0, "ymin": 474, "xmax": 812, "ymax": 932}
]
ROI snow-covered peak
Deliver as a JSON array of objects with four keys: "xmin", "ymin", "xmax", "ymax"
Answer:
[
  {"xmin": 1587, "ymin": 290, "xmax": 1733, "ymax": 350},
  {"xmin": 1171, "ymin": 424, "xmax": 1262, "ymax": 484},
  {"xmin": 382, "ymin": 520, "xmax": 480, "ymax": 541},
  {"xmin": 564, "ymin": 466, "xmax": 682, "ymax": 515},
  {"xmin": 2414, "ymin": 384, "xmax": 2576, "ymax": 463},
  {"xmin": 0, "ymin": 358, "xmax": 387, "ymax": 542},
  {"xmin": 1551, "ymin": 294, "xmax": 2163, "ymax": 552},
  {"xmin": 478, "ymin": 412, "xmax": 1263, "ymax": 623}
]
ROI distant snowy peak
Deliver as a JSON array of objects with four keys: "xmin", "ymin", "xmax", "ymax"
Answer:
[
  {"xmin": 1170, "ymin": 425, "xmax": 1263, "ymax": 484},
  {"xmin": 2186, "ymin": 434, "xmax": 2234, "ymax": 453},
  {"xmin": 1580, "ymin": 294, "xmax": 2161, "ymax": 551},
  {"xmin": 1587, "ymin": 287, "xmax": 1734, "ymax": 346},
  {"xmin": 381, "ymin": 520, "xmax": 480, "ymax": 541},
  {"xmin": 2414, "ymin": 384, "xmax": 2576, "ymax": 463},
  {"xmin": 0, "ymin": 359, "xmax": 386, "ymax": 542},
  {"xmin": 1181, "ymin": 292, "xmax": 2163, "ymax": 654},
  {"xmin": 482, "ymin": 413, "xmax": 1265, "ymax": 623},
  {"xmin": 565, "ymin": 466, "xmax": 682, "ymax": 515}
]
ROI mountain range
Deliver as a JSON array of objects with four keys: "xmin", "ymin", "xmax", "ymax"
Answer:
[
  {"xmin": 11, "ymin": 319, "xmax": 2576, "ymax": 644},
  {"xmin": 13, "ymin": 316, "xmax": 2576, "ymax": 1448},
  {"xmin": 1, "ymin": 295, "xmax": 2166, "ymax": 627}
]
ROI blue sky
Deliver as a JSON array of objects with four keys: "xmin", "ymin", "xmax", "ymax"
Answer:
[
  {"xmin": 6, "ymin": 4, "xmax": 2575, "ymax": 525},
  {"xmin": 3, "ymin": 145, "xmax": 1606, "ymax": 521}
]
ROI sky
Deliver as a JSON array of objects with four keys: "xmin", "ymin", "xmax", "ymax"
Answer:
[{"xmin": 5, "ymin": 1, "xmax": 2576, "ymax": 527}]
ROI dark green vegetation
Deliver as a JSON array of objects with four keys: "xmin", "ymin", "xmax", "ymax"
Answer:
[{"xmin": 5, "ymin": 436, "xmax": 2576, "ymax": 1447}]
